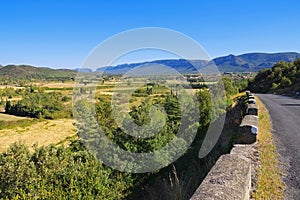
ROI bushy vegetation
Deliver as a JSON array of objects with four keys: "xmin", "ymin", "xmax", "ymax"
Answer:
[
  {"xmin": 248, "ymin": 58, "xmax": 300, "ymax": 93},
  {"xmin": 78, "ymin": 93, "xmax": 187, "ymax": 157},
  {"xmin": 0, "ymin": 88, "xmax": 24, "ymax": 102},
  {"xmin": 5, "ymin": 92, "xmax": 72, "ymax": 119},
  {"xmin": 0, "ymin": 142, "xmax": 140, "ymax": 199},
  {"xmin": 81, "ymin": 81, "xmax": 227, "ymax": 156},
  {"xmin": 0, "ymin": 76, "xmax": 240, "ymax": 199}
]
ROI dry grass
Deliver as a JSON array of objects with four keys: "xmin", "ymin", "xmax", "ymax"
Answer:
[
  {"xmin": 38, "ymin": 82, "xmax": 75, "ymax": 88},
  {"xmin": 231, "ymin": 92, "xmax": 246, "ymax": 100},
  {"xmin": 0, "ymin": 113, "xmax": 30, "ymax": 121},
  {"xmin": 254, "ymin": 97, "xmax": 285, "ymax": 199},
  {"xmin": 0, "ymin": 86, "xmax": 25, "ymax": 90},
  {"xmin": 0, "ymin": 119, "xmax": 77, "ymax": 152}
]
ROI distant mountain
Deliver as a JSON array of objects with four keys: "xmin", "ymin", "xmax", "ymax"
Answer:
[
  {"xmin": 0, "ymin": 65, "xmax": 77, "ymax": 80},
  {"xmin": 96, "ymin": 59, "xmax": 210, "ymax": 74},
  {"xmin": 96, "ymin": 52, "xmax": 300, "ymax": 74},
  {"xmin": 1, "ymin": 52, "xmax": 299, "ymax": 78},
  {"xmin": 213, "ymin": 52, "xmax": 300, "ymax": 72},
  {"xmin": 74, "ymin": 68, "xmax": 93, "ymax": 73}
]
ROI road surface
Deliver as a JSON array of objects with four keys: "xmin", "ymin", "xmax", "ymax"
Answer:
[{"xmin": 257, "ymin": 94, "xmax": 300, "ymax": 200}]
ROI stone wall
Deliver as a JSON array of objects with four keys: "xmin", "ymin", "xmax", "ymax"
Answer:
[{"xmin": 190, "ymin": 92, "xmax": 258, "ymax": 200}]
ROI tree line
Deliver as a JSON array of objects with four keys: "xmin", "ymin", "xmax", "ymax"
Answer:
[
  {"xmin": 5, "ymin": 92, "xmax": 71, "ymax": 119},
  {"xmin": 248, "ymin": 58, "xmax": 300, "ymax": 93}
]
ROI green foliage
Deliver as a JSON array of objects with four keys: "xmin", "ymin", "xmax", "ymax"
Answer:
[
  {"xmin": 248, "ymin": 58, "xmax": 300, "ymax": 93},
  {"xmin": 196, "ymin": 90, "xmax": 212, "ymax": 127},
  {"xmin": 35, "ymin": 87, "xmax": 74, "ymax": 91},
  {"xmin": 163, "ymin": 95, "xmax": 181, "ymax": 122},
  {"xmin": 93, "ymin": 95, "xmax": 181, "ymax": 154},
  {"xmin": 0, "ymin": 77, "xmax": 241, "ymax": 199},
  {"xmin": 0, "ymin": 65, "xmax": 76, "ymax": 82},
  {"xmin": 206, "ymin": 79, "xmax": 229, "ymax": 119},
  {"xmin": 0, "ymin": 87, "xmax": 25, "ymax": 99},
  {"xmin": 5, "ymin": 92, "xmax": 71, "ymax": 119},
  {"xmin": 0, "ymin": 142, "xmax": 138, "ymax": 199},
  {"xmin": 0, "ymin": 119, "xmax": 38, "ymax": 130},
  {"xmin": 222, "ymin": 77, "xmax": 238, "ymax": 97}
]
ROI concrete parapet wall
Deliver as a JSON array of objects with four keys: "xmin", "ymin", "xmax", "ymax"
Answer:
[
  {"xmin": 190, "ymin": 93, "xmax": 258, "ymax": 200},
  {"xmin": 190, "ymin": 153, "xmax": 251, "ymax": 200}
]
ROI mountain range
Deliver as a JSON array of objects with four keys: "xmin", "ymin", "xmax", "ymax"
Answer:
[
  {"xmin": 0, "ymin": 52, "xmax": 299, "ymax": 79},
  {"xmin": 96, "ymin": 52, "xmax": 300, "ymax": 74}
]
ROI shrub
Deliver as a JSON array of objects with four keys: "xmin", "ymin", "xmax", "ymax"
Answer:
[{"xmin": 0, "ymin": 142, "xmax": 138, "ymax": 199}]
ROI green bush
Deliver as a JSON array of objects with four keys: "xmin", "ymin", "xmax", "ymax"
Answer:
[
  {"xmin": 0, "ymin": 142, "xmax": 138, "ymax": 199},
  {"xmin": 248, "ymin": 58, "xmax": 300, "ymax": 93},
  {"xmin": 5, "ymin": 92, "xmax": 71, "ymax": 119}
]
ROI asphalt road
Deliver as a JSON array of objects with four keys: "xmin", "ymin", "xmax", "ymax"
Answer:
[{"xmin": 257, "ymin": 94, "xmax": 300, "ymax": 200}]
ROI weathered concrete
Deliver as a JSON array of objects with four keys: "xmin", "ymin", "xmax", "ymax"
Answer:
[
  {"xmin": 240, "ymin": 115, "xmax": 258, "ymax": 127},
  {"xmin": 238, "ymin": 115, "xmax": 258, "ymax": 144},
  {"xmin": 190, "ymin": 154, "xmax": 251, "ymax": 200},
  {"xmin": 190, "ymin": 94, "xmax": 258, "ymax": 200},
  {"xmin": 248, "ymin": 95, "xmax": 255, "ymax": 100},
  {"xmin": 237, "ymin": 126, "xmax": 257, "ymax": 144},
  {"xmin": 247, "ymin": 99, "xmax": 256, "ymax": 104},
  {"xmin": 231, "ymin": 144, "xmax": 255, "ymax": 159},
  {"xmin": 230, "ymin": 144, "xmax": 259, "ymax": 199},
  {"xmin": 246, "ymin": 104, "xmax": 258, "ymax": 116}
]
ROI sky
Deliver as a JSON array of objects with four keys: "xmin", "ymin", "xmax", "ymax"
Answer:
[{"xmin": 0, "ymin": 0, "xmax": 299, "ymax": 69}]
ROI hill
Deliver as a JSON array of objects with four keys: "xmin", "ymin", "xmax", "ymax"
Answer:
[
  {"xmin": 96, "ymin": 59, "xmax": 210, "ymax": 74},
  {"xmin": 215, "ymin": 52, "xmax": 300, "ymax": 72},
  {"xmin": 96, "ymin": 52, "xmax": 300, "ymax": 74},
  {"xmin": 1, "ymin": 52, "xmax": 299, "ymax": 78},
  {"xmin": 0, "ymin": 65, "xmax": 77, "ymax": 80},
  {"xmin": 248, "ymin": 58, "xmax": 300, "ymax": 94}
]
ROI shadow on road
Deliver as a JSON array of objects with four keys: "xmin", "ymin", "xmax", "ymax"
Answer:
[{"xmin": 280, "ymin": 104, "xmax": 300, "ymax": 107}]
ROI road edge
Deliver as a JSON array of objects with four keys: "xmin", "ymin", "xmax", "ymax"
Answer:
[{"xmin": 253, "ymin": 97, "xmax": 285, "ymax": 199}]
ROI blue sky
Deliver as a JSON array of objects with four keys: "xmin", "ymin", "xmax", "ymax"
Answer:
[{"xmin": 0, "ymin": 0, "xmax": 299, "ymax": 68}]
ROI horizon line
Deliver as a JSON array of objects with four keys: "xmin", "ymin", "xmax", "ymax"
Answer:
[{"xmin": 1, "ymin": 51, "xmax": 299, "ymax": 70}]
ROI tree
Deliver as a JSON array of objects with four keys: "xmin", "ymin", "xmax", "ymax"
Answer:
[
  {"xmin": 280, "ymin": 77, "xmax": 292, "ymax": 87},
  {"xmin": 164, "ymin": 95, "xmax": 181, "ymax": 122},
  {"xmin": 196, "ymin": 90, "xmax": 212, "ymax": 127},
  {"xmin": 222, "ymin": 77, "xmax": 238, "ymax": 97},
  {"xmin": 5, "ymin": 101, "xmax": 11, "ymax": 113},
  {"xmin": 5, "ymin": 92, "xmax": 68, "ymax": 119},
  {"xmin": 248, "ymin": 58, "xmax": 300, "ymax": 93}
]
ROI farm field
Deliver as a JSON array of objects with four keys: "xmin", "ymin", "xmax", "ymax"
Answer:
[{"xmin": 0, "ymin": 115, "xmax": 77, "ymax": 152}]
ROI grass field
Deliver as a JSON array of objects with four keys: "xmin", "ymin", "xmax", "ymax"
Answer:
[
  {"xmin": 38, "ymin": 82, "xmax": 76, "ymax": 88},
  {"xmin": 0, "ymin": 117, "xmax": 77, "ymax": 152}
]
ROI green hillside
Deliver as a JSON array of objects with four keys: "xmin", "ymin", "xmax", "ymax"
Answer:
[
  {"xmin": 0, "ymin": 65, "xmax": 77, "ymax": 81},
  {"xmin": 248, "ymin": 58, "xmax": 300, "ymax": 95}
]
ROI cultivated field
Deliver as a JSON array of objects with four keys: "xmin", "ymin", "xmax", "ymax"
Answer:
[{"xmin": 0, "ymin": 116, "xmax": 77, "ymax": 152}]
